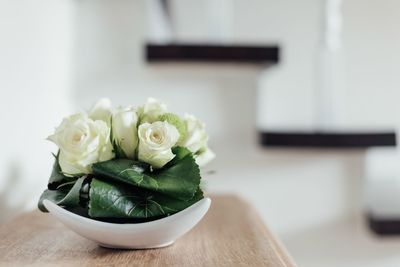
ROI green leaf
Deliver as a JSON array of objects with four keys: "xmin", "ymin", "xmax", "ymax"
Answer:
[
  {"xmin": 92, "ymin": 147, "xmax": 200, "ymax": 201},
  {"xmin": 38, "ymin": 177, "xmax": 86, "ymax": 213},
  {"xmin": 48, "ymin": 154, "xmax": 76, "ymax": 190},
  {"xmin": 88, "ymin": 178, "xmax": 203, "ymax": 220},
  {"xmin": 168, "ymin": 146, "xmax": 192, "ymax": 166},
  {"xmin": 38, "ymin": 187, "xmax": 70, "ymax": 212},
  {"xmin": 57, "ymin": 176, "xmax": 86, "ymax": 207}
]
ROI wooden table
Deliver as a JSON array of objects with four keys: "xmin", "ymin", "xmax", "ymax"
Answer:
[{"xmin": 0, "ymin": 195, "xmax": 296, "ymax": 267}]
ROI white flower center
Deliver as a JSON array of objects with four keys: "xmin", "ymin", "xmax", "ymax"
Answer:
[
  {"xmin": 73, "ymin": 132, "xmax": 86, "ymax": 143},
  {"xmin": 150, "ymin": 130, "xmax": 164, "ymax": 144}
]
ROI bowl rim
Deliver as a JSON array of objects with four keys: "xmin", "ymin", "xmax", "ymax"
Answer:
[{"xmin": 43, "ymin": 197, "xmax": 211, "ymax": 229}]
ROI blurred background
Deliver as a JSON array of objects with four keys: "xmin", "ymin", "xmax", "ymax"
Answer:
[{"xmin": 2, "ymin": 0, "xmax": 400, "ymax": 266}]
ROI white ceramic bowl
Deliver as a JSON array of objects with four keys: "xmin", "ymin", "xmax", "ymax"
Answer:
[{"xmin": 43, "ymin": 198, "xmax": 211, "ymax": 249}]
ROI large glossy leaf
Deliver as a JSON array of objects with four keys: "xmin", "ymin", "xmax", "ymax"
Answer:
[
  {"xmin": 91, "ymin": 147, "xmax": 200, "ymax": 201},
  {"xmin": 88, "ymin": 178, "xmax": 203, "ymax": 220},
  {"xmin": 38, "ymin": 177, "xmax": 86, "ymax": 213},
  {"xmin": 57, "ymin": 177, "xmax": 86, "ymax": 207},
  {"xmin": 38, "ymin": 188, "xmax": 69, "ymax": 212}
]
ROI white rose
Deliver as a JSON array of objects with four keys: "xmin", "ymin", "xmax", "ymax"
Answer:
[
  {"xmin": 89, "ymin": 98, "xmax": 113, "ymax": 125},
  {"xmin": 180, "ymin": 114, "xmax": 208, "ymax": 153},
  {"xmin": 138, "ymin": 121, "xmax": 180, "ymax": 168},
  {"xmin": 195, "ymin": 147, "xmax": 215, "ymax": 167},
  {"xmin": 48, "ymin": 113, "xmax": 114, "ymax": 176},
  {"xmin": 139, "ymin": 97, "xmax": 167, "ymax": 123},
  {"xmin": 112, "ymin": 106, "xmax": 138, "ymax": 159}
]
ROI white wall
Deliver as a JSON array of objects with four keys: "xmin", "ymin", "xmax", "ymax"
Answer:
[
  {"xmin": 0, "ymin": 0, "xmax": 73, "ymax": 221},
  {"xmin": 257, "ymin": 0, "xmax": 400, "ymax": 131},
  {"xmin": 344, "ymin": 0, "xmax": 400, "ymax": 129}
]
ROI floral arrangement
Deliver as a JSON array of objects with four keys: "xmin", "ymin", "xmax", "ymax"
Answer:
[{"xmin": 38, "ymin": 98, "xmax": 215, "ymax": 222}]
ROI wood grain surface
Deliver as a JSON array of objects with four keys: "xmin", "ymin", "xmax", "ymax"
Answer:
[{"xmin": 0, "ymin": 195, "xmax": 296, "ymax": 267}]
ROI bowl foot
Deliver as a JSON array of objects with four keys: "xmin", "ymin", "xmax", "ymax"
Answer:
[{"xmin": 98, "ymin": 241, "xmax": 175, "ymax": 250}]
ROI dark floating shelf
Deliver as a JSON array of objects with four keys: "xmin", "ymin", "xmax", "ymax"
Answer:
[
  {"xmin": 368, "ymin": 215, "xmax": 400, "ymax": 235},
  {"xmin": 260, "ymin": 131, "xmax": 396, "ymax": 148},
  {"xmin": 146, "ymin": 43, "xmax": 279, "ymax": 64}
]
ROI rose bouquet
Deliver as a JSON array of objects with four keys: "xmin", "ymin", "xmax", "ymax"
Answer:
[{"xmin": 38, "ymin": 98, "xmax": 215, "ymax": 222}]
